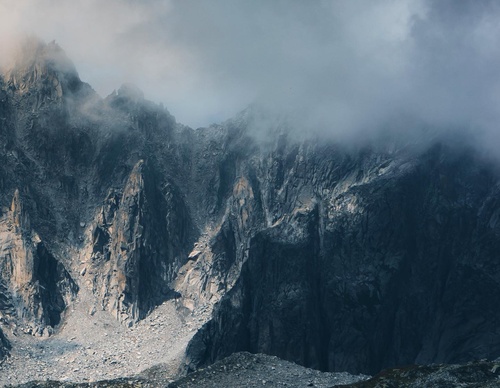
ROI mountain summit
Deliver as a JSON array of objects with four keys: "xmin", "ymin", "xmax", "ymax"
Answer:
[{"xmin": 4, "ymin": 37, "xmax": 83, "ymax": 99}]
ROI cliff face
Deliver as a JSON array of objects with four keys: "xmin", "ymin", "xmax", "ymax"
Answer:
[
  {"xmin": 0, "ymin": 188, "xmax": 77, "ymax": 335},
  {"xmin": 1, "ymin": 39, "xmax": 500, "ymax": 376},
  {"xmin": 186, "ymin": 142, "xmax": 500, "ymax": 374},
  {"xmin": 84, "ymin": 159, "xmax": 194, "ymax": 323}
]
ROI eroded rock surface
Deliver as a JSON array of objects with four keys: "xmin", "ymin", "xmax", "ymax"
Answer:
[
  {"xmin": 1, "ymin": 38, "xmax": 500, "ymax": 385},
  {"xmin": 186, "ymin": 141, "xmax": 500, "ymax": 374},
  {"xmin": 0, "ymin": 326, "xmax": 10, "ymax": 359},
  {"xmin": 85, "ymin": 159, "xmax": 194, "ymax": 324},
  {"xmin": 0, "ymin": 188, "xmax": 77, "ymax": 335}
]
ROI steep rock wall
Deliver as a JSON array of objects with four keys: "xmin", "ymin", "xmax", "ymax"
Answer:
[
  {"xmin": 84, "ymin": 160, "xmax": 194, "ymax": 323},
  {"xmin": 2, "ymin": 39, "xmax": 500, "ymax": 376},
  {"xmin": 0, "ymin": 189, "xmax": 77, "ymax": 335},
  {"xmin": 186, "ymin": 143, "xmax": 500, "ymax": 374}
]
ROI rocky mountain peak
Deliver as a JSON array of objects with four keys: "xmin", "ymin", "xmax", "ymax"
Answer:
[
  {"xmin": 117, "ymin": 83, "xmax": 145, "ymax": 102},
  {"xmin": 5, "ymin": 37, "xmax": 82, "ymax": 99},
  {"xmin": 105, "ymin": 83, "xmax": 147, "ymax": 114}
]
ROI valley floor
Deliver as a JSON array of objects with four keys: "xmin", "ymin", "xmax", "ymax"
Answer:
[{"xmin": 0, "ymin": 288, "xmax": 207, "ymax": 386}]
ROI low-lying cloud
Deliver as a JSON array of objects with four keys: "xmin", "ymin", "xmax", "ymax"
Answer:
[{"xmin": 1, "ymin": 0, "xmax": 500, "ymax": 146}]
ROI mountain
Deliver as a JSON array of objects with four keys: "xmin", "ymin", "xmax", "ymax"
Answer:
[
  {"xmin": 184, "ymin": 136, "xmax": 500, "ymax": 374},
  {"xmin": 1, "ymin": 38, "xmax": 500, "ymax": 383}
]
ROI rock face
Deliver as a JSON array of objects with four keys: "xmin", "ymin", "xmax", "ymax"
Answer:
[
  {"xmin": 0, "ymin": 327, "xmax": 10, "ymax": 359},
  {"xmin": 85, "ymin": 159, "xmax": 194, "ymax": 323},
  {"xmin": 1, "ymin": 38, "xmax": 500, "ymax": 379},
  {"xmin": 0, "ymin": 188, "xmax": 77, "ymax": 334},
  {"xmin": 186, "ymin": 142, "xmax": 500, "ymax": 374}
]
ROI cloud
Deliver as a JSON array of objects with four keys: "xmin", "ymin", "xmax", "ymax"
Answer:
[{"xmin": 0, "ymin": 0, "xmax": 500, "ymax": 146}]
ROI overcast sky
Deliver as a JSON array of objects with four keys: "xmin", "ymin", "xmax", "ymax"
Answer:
[{"xmin": 1, "ymin": 0, "xmax": 500, "ymax": 142}]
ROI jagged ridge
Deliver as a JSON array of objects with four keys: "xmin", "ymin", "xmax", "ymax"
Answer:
[{"xmin": 1, "ymin": 39, "xmax": 500, "ymax": 382}]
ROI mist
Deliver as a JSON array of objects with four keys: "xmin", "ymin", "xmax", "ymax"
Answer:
[{"xmin": 1, "ymin": 0, "xmax": 500, "ymax": 147}]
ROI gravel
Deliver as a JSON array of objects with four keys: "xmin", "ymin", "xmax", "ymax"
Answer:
[
  {"xmin": 0, "ymin": 287, "xmax": 208, "ymax": 386},
  {"xmin": 167, "ymin": 352, "xmax": 369, "ymax": 388}
]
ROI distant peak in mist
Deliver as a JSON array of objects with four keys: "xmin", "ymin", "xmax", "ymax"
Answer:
[
  {"xmin": 116, "ymin": 83, "xmax": 145, "ymax": 102},
  {"xmin": 5, "ymin": 37, "xmax": 79, "ymax": 85}
]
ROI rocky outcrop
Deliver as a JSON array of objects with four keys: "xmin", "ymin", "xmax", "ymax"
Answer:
[
  {"xmin": 173, "ymin": 171, "xmax": 264, "ymax": 314},
  {"xmin": 5, "ymin": 37, "xmax": 86, "ymax": 103},
  {"xmin": 0, "ymin": 189, "xmax": 77, "ymax": 334},
  {"xmin": 84, "ymin": 160, "xmax": 194, "ymax": 323},
  {"xmin": 0, "ymin": 326, "xmax": 10, "ymax": 359}
]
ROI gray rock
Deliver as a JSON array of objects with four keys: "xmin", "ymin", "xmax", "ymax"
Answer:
[
  {"xmin": 0, "ymin": 326, "xmax": 10, "ymax": 359},
  {"xmin": 2, "ymin": 38, "xmax": 500, "ymax": 384}
]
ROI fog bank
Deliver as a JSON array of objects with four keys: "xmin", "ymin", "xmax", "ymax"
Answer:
[{"xmin": 1, "ymin": 0, "xmax": 499, "ymax": 148}]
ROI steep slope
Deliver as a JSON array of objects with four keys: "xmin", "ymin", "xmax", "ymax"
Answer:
[
  {"xmin": 83, "ymin": 159, "xmax": 194, "ymax": 323},
  {"xmin": 0, "ymin": 38, "xmax": 195, "ymax": 333},
  {"xmin": 0, "ymin": 189, "xmax": 77, "ymax": 334},
  {"xmin": 185, "ymin": 140, "xmax": 500, "ymax": 374},
  {"xmin": 0, "ymin": 327, "xmax": 10, "ymax": 359},
  {"xmin": 1, "ymin": 38, "xmax": 500, "ymax": 383}
]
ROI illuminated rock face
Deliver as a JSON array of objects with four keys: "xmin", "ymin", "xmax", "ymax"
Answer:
[
  {"xmin": 85, "ymin": 159, "xmax": 194, "ymax": 324},
  {"xmin": 0, "ymin": 188, "xmax": 77, "ymax": 335},
  {"xmin": 2, "ymin": 39, "xmax": 500, "ymax": 377}
]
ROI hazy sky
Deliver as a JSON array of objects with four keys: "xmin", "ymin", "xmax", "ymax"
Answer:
[{"xmin": 1, "ymin": 0, "xmax": 500, "ymax": 140}]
